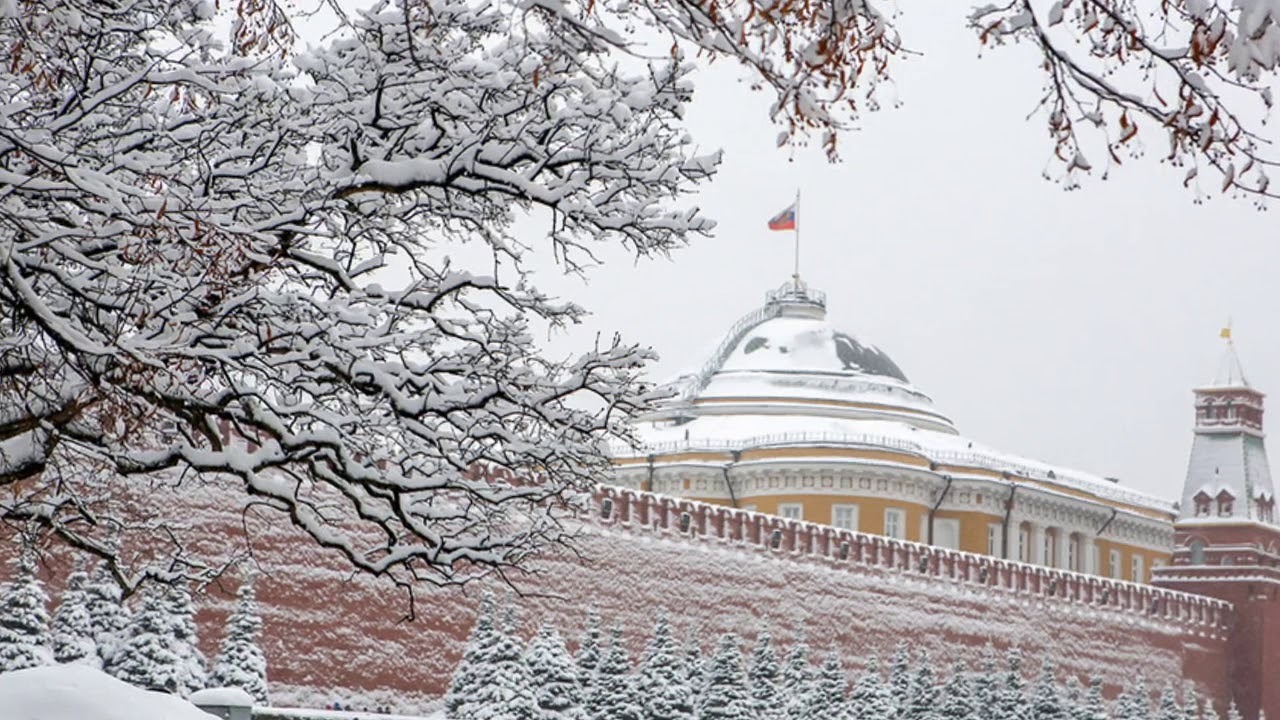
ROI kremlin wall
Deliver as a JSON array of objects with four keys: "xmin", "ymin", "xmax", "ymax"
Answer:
[{"xmin": 12, "ymin": 280, "xmax": 1280, "ymax": 719}]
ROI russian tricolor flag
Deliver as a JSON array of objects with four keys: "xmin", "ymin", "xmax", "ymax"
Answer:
[{"xmin": 768, "ymin": 203, "xmax": 797, "ymax": 231}]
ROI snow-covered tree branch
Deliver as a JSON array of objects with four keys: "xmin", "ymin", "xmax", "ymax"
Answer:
[{"xmin": 970, "ymin": 0, "xmax": 1279, "ymax": 199}]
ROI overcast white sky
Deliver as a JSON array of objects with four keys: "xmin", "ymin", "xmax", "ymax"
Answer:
[{"xmin": 517, "ymin": 4, "xmax": 1280, "ymax": 504}]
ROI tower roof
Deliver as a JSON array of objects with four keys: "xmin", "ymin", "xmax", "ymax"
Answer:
[{"xmin": 1208, "ymin": 340, "xmax": 1250, "ymax": 389}]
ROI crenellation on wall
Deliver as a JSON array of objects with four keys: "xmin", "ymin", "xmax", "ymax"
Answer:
[{"xmin": 596, "ymin": 486, "xmax": 1232, "ymax": 636}]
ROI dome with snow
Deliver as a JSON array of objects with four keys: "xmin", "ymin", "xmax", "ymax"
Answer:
[{"xmin": 659, "ymin": 280, "xmax": 956, "ymax": 433}]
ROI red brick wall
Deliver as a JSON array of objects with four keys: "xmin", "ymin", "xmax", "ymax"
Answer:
[{"xmin": 9, "ymin": 483, "xmax": 1236, "ymax": 715}]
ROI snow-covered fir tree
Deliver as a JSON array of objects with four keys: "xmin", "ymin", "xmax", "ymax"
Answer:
[
  {"xmin": 1225, "ymin": 701, "xmax": 1243, "ymax": 720},
  {"xmin": 526, "ymin": 623, "xmax": 584, "ymax": 720},
  {"xmin": 163, "ymin": 582, "xmax": 207, "ymax": 696},
  {"xmin": 810, "ymin": 652, "xmax": 848, "ymax": 720},
  {"xmin": 940, "ymin": 662, "xmax": 980, "ymax": 720},
  {"xmin": 85, "ymin": 564, "xmax": 130, "ymax": 673},
  {"xmin": 50, "ymin": 566, "xmax": 97, "ymax": 667},
  {"xmin": 576, "ymin": 608, "xmax": 603, "ymax": 696},
  {"xmin": 972, "ymin": 649, "xmax": 1000, "ymax": 720},
  {"xmin": 1156, "ymin": 685, "xmax": 1184, "ymax": 720},
  {"xmin": 696, "ymin": 634, "xmax": 753, "ymax": 720},
  {"xmin": 1182, "ymin": 683, "xmax": 1202, "ymax": 720},
  {"xmin": 210, "ymin": 581, "xmax": 269, "ymax": 704},
  {"xmin": 684, "ymin": 642, "xmax": 706, "ymax": 702},
  {"xmin": 1114, "ymin": 675, "xmax": 1151, "ymax": 720},
  {"xmin": 587, "ymin": 627, "xmax": 641, "ymax": 720},
  {"xmin": 465, "ymin": 608, "xmax": 535, "ymax": 720},
  {"xmin": 996, "ymin": 650, "xmax": 1030, "ymax": 720},
  {"xmin": 1062, "ymin": 677, "xmax": 1083, "ymax": 720},
  {"xmin": 112, "ymin": 583, "xmax": 186, "ymax": 694},
  {"xmin": 748, "ymin": 632, "xmax": 785, "ymax": 720},
  {"xmin": 1202, "ymin": 700, "xmax": 1221, "ymax": 720},
  {"xmin": 782, "ymin": 638, "xmax": 816, "ymax": 720},
  {"xmin": 1030, "ymin": 661, "xmax": 1065, "ymax": 720},
  {"xmin": 849, "ymin": 656, "xmax": 895, "ymax": 720},
  {"xmin": 905, "ymin": 651, "xmax": 940, "ymax": 720},
  {"xmin": 1079, "ymin": 678, "xmax": 1108, "ymax": 720},
  {"xmin": 446, "ymin": 593, "xmax": 500, "ymax": 719},
  {"xmin": 636, "ymin": 615, "xmax": 692, "ymax": 720},
  {"xmin": 889, "ymin": 642, "xmax": 914, "ymax": 720},
  {"xmin": 0, "ymin": 554, "xmax": 52, "ymax": 672}
]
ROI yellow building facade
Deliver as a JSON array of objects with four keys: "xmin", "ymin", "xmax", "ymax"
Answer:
[{"xmin": 609, "ymin": 280, "xmax": 1173, "ymax": 582}]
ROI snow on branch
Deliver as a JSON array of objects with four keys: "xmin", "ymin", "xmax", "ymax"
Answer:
[{"xmin": 971, "ymin": 0, "xmax": 1279, "ymax": 201}]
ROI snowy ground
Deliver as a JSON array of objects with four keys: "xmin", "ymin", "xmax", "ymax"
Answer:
[{"xmin": 0, "ymin": 665, "xmax": 214, "ymax": 720}]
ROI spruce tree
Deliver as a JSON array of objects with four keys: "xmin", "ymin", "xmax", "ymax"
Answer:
[
  {"xmin": 696, "ymin": 634, "xmax": 753, "ymax": 720},
  {"xmin": 782, "ymin": 639, "xmax": 816, "ymax": 720},
  {"xmin": 588, "ymin": 626, "xmax": 641, "ymax": 720},
  {"xmin": 446, "ymin": 592, "xmax": 499, "ymax": 719},
  {"xmin": 1078, "ymin": 678, "xmax": 1108, "ymax": 720},
  {"xmin": 889, "ymin": 642, "xmax": 913, "ymax": 720},
  {"xmin": 51, "ymin": 566, "xmax": 97, "ymax": 666},
  {"xmin": 849, "ymin": 657, "xmax": 895, "ymax": 720},
  {"xmin": 210, "ymin": 581, "xmax": 269, "ymax": 704},
  {"xmin": 85, "ymin": 564, "xmax": 131, "ymax": 673},
  {"xmin": 906, "ymin": 651, "xmax": 940, "ymax": 720},
  {"xmin": 637, "ymin": 615, "xmax": 693, "ymax": 720},
  {"xmin": 1225, "ymin": 701, "xmax": 1243, "ymax": 720},
  {"xmin": 467, "ymin": 608, "xmax": 535, "ymax": 720},
  {"xmin": 576, "ymin": 607, "xmax": 603, "ymax": 695},
  {"xmin": 113, "ymin": 583, "xmax": 186, "ymax": 694},
  {"xmin": 1202, "ymin": 700, "xmax": 1221, "ymax": 720},
  {"xmin": 0, "ymin": 554, "xmax": 52, "ymax": 672},
  {"xmin": 748, "ymin": 632, "xmax": 785, "ymax": 720},
  {"xmin": 685, "ymin": 642, "xmax": 706, "ymax": 704},
  {"xmin": 811, "ymin": 652, "xmax": 849, "ymax": 720},
  {"xmin": 1062, "ymin": 677, "xmax": 1082, "ymax": 720},
  {"xmin": 526, "ymin": 624, "xmax": 584, "ymax": 720},
  {"xmin": 164, "ymin": 582, "xmax": 207, "ymax": 696},
  {"xmin": 1114, "ymin": 675, "xmax": 1151, "ymax": 720},
  {"xmin": 996, "ymin": 650, "xmax": 1029, "ymax": 720},
  {"xmin": 1030, "ymin": 661, "xmax": 1065, "ymax": 720},
  {"xmin": 940, "ymin": 662, "xmax": 980, "ymax": 720},
  {"xmin": 972, "ymin": 649, "xmax": 999, "ymax": 720},
  {"xmin": 1181, "ymin": 684, "xmax": 1202, "ymax": 720},
  {"xmin": 1155, "ymin": 685, "xmax": 1183, "ymax": 720}
]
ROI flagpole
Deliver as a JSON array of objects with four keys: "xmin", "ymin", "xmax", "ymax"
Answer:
[{"xmin": 793, "ymin": 188, "xmax": 801, "ymax": 284}]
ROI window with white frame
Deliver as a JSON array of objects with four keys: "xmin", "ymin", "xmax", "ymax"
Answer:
[
  {"xmin": 987, "ymin": 524, "xmax": 1002, "ymax": 556},
  {"xmin": 1089, "ymin": 543, "xmax": 1100, "ymax": 575},
  {"xmin": 884, "ymin": 508, "xmax": 905, "ymax": 539},
  {"xmin": 1132, "ymin": 554, "xmax": 1145, "ymax": 583},
  {"xmin": 1067, "ymin": 535, "xmax": 1081, "ymax": 572},
  {"xmin": 933, "ymin": 518, "xmax": 961, "ymax": 550},
  {"xmin": 779, "ymin": 503, "xmax": 803, "ymax": 521},
  {"xmin": 1018, "ymin": 527, "xmax": 1031, "ymax": 562},
  {"xmin": 742, "ymin": 504, "xmax": 758, "ymax": 513},
  {"xmin": 1109, "ymin": 549, "xmax": 1123, "ymax": 579},
  {"xmin": 832, "ymin": 504, "xmax": 859, "ymax": 531},
  {"xmin": 1043, "ymin": 532, "xmax": 1056, "ymax": 568}
]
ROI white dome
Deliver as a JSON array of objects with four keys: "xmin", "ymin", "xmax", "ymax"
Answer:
[{"xmin": 659, "ymin": 280, "xmax": 955, "ymax": 433}]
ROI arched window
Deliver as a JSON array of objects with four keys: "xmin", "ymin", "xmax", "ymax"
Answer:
[{"xmin": 1189, "ymin": 539, "xmax": 1207, "ymax": 565}]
